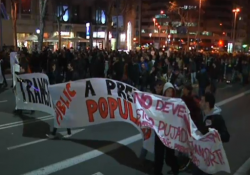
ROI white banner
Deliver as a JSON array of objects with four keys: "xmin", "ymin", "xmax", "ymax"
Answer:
[
  {"xmin": 134, "ymin": 91, "xmax": 230, "ymax": 174},
  {"xmin": 15, "ymin": 73, "xmax": 230, "ymax": 174},
  {"xmin": 15, "ymin": 73, "xmax": 55, "ymax": 115}
]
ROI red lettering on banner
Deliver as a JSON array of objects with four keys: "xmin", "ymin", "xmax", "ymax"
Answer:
[
  {"xmin": 192, "ymin": 155, "xmax": 200, "ymax": 166},
  {"xmin": 188, "ymin": 141, "xmax": 225, "ymax": 167},
  {"xmin": 142, "ymin": 128, "xmax": 152, "ymax": 140},
  {"xmin": 174, "ymin": 143, "xmax": 190, "ymax": 154},
  {"xmin": 157, "ymin": 121, "xmax": 189, "ymax": 144},
  {"xmin": 136, "ymin": 109, "xmax": 154, "ymax": 128},
  {"xmin": 86, "ymin": 97, "xmax": 138, "ymax": 125},
  {"xmin": 155, "ymin": 99, "xmax": 191, "ymax": 137},
  {"xmin": 133, "ymin": 92, "xmax": 153, "ymax": 109},
  {"xmin": 55, "ymin": 83, "xmax": 76, "ymax": 126}
]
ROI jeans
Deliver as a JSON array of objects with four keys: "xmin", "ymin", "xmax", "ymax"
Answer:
[{"xmin": 191, "ymin": 72, "xmax": 196, "ymax": 84}]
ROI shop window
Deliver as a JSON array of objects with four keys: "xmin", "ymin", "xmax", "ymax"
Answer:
[
  {"xmin": 21, "ymin": 0, "xmax": 31, "ymax": 14},
  {"xmin": 57, "ymin": 5, "xmax": 69, "ymax": 22},
  {"xmin": 95, "ymin": 10, "xmax": 106, "ymax": 24}
]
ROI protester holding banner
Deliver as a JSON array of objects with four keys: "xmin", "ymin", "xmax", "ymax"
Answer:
[
  {"xmin": 0, "ymin": 53, "xmax": 8, "ymax": 88},
  {"xmin": 193, "ymin": 92, "xmax": 230, "ymax": 175},
  {"xmin": 154, "ymin": 82, "xmax": 179, "ymax": 175},
  {"xmin": 139, "ymin": 79, "xmax": 164, "ymax": 164}
]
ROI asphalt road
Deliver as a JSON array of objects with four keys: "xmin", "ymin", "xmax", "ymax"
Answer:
[{"xmin": 0, "ymin": 77, "xmax": 250, "ymax": 175}]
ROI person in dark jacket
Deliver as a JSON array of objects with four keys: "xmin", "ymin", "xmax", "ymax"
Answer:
[
  {"xmin": 192, "ymin": 92, "xmax": 230, "ymax": 175},
  {"xmin": 182, "ymin": 83, "xmax": 203, "ymax": 129},
  {"xmin": 65, "ymin": 62, "xmax": 79, "ymax": 82},
  {"xmin": 196, "ymin": 65, "xmax": 210, "ymax": 97},
  {"xmin": 0, "ymin": 54, "xmax": 8, "ymax": 88},
  {"xmin": 47, "ymin": 63, "xmax": 63, "ymax": 85}
]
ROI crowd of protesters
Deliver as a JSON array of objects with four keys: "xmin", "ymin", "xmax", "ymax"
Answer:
[
  {"xmin": 0, "ymin": 46, "xmax": 243, "ymax": 175},
  {"xmin": 1, "ymin": 46, "xmax": 250, "ymax": 94}
]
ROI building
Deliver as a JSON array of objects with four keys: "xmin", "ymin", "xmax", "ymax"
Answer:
[
  {"xmin": 1, "ymin": 0, "xmax": 90, "ymax": 49},
  {"xmin": 139, "ymin": 0, "xmax": 246, "ymax": 51},
  {"xmin": 1, "ymin": 0, "xmax": 137, "ymax": 50}
]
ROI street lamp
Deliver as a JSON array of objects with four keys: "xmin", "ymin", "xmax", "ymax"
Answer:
[
  {"xmin": 36, "ymin": 29, "xmax": 40, "ymax": 34},
  {"xmin": 232, "ymin": 8, "xmax": 240, "ymax": 52},
  {"xmin": 197, "ymin": 0, "xmax": 202, "ymax": 37}
]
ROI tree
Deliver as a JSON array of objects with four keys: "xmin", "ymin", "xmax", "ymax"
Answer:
[
  {"xmin": 38, "ymin": 0, "xmax": 48, "ymax": 53},
  {"xmin": 102, "ymin": 0, "xmax": 136, "ymax": 50},
  {"xmin": 10, "ymin": 0, "xmax": 18, "ymax": 50},
  {"xmin": 168, "ymin": 1, "xmax": 196, "ymax": 51},
  {"xmin": 56, "ymin": 6, "xmax": 68, "ymax": 50}
]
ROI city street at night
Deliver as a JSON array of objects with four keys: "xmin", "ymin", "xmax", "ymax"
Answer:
[{"xmin": 1, "ymin": 80, "xmax": 250, "ymax": 175}]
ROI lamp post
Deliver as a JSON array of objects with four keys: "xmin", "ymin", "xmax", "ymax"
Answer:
[
  {"xmin": 232, "ymin": 8, "xmax": 240, "ymax": 52},
  {"xmin": 196, "ymin": 0, "xmax": 202, "ymax": 50}
]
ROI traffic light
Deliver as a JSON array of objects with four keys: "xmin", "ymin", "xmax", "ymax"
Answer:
[{"xmin": 219, "ymin": 40, "xmax": 223, "ymax": 46}]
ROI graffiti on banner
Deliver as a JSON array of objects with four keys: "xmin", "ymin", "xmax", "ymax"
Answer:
[
  {"xmin": 134, "ymin": 91, "xmax": 230, "ymax": 174},
  {"xmin": 15, "ymin": 73, "xmax": 54, "ymax": 114}
]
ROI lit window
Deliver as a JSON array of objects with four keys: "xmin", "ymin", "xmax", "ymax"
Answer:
[
  {"xmin": 21, "ymin": 0, "xmax": 31, "ymax": 14},
  {"xmin": 57, "ymin": 5, "xmax": 69, "ymax": 22}
]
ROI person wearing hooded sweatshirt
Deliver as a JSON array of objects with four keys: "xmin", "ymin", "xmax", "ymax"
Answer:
[
  {"xmin": 192, "ymin": 92, "xmax": 230, "ymax": 175},
  {"xmin": 154, "ymin": 82, "xmax": 179, "ymax": 175}
]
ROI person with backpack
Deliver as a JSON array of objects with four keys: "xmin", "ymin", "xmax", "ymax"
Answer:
[{"xmin": 192, "ymin": 92, "xmax": 230, "ymax": 175}]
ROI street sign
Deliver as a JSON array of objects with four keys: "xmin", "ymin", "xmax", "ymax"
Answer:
[{"xmin": 0, "ymin": 3, "xmax": 8, "ymax": 20}]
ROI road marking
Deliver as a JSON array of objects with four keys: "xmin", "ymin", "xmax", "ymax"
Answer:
[
  {"xmin": 92, "ymin": 172, "xmax": 104, "ymax": 175},
  {"xmin": 0, "ymin": 100, "xmax": 7, "ymax": 103},
  {"xmin": 218, "ymin": 85, "xmax": 233, "ymax": 91},
  {"xmin": 7, "ymin": 129, "xmax": 85, "ymax": 150},
  {"xmin": 216, "ymin": 90, "xmax": 250, "ymax": 106},
  {"xmin": 234, "ymin": 157, "xmax": 250, "ymax": 175},
  {"xmin": 0, "ymin": 115, "xmax": 53, "ymax": 130},
  {"xmin": 22, "ymin": 134, "xmax": 141, "ymax": 175}
]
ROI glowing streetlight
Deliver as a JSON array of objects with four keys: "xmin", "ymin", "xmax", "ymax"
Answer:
[
  {"xmin": 232, "ymin": 8, "xmax": 240, "ymax": 52},
  {"xmin": 160, "ymin": 10, "xmax": 164, "ymax": 14}
]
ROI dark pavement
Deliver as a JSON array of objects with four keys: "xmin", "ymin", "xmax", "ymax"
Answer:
[{"xmin": 0, "ymin": 79, "xmax": 250, "ymax": 175}]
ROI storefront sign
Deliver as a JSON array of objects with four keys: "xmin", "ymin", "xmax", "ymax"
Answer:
[{"xmin": 86, "ymin": 23, "xmax": 90, "ymax": 39}]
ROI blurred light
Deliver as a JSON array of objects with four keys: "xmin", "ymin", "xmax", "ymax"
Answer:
[
  {"xmin": 220, "ymin": 23, "xmax": 222, "ymax": 26},
  {"xmin": 36, "ymin": 29, "xmax": 40, "ymax": 34},
  {"xmin": 233, "ymin": 8, "xmax": 240, "ymax": 12},
  {"xmin": 156, "ymin": 22, "xmax": 158, "ymax": 25},
  {"xmin": 133, "ymin": 38, "xmax": 136, "ymax": 41},
  {"xmin": 161, "ymin": 10, "xmax": 164, "ymax": 14},
  {"xmin": 223, "ymin": 32, "xmax": 225, "ymax": 35},
  {"xmin": 153, "ymin": 18, "xmax": 156, "ymax": 21}
]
